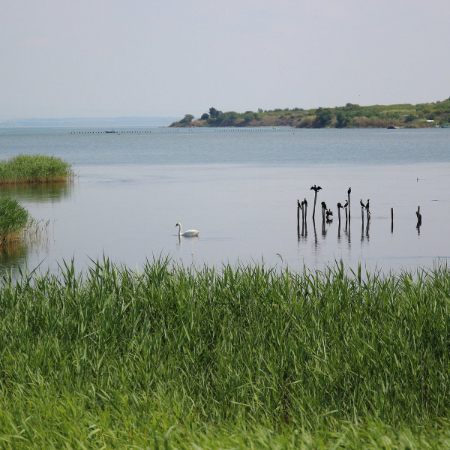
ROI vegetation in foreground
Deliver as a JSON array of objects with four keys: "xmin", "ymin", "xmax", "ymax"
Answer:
[
  {"xmin": 0, "ymin": 196, "xmax": 29, "ymax": 242},
  {"xmin": 172, "ymin": 97, "xmax": 450, "ymax": 128},
  {"xmin": 1, "ymin": 258, "xmax": 450, "ymax": 448},
  {"xmin": 0, "ymin": 154, "xmax": 73, "ymax": 184}
]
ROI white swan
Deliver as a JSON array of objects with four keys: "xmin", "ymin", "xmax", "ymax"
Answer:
[{"xmin": 175, "ymin": 222, "xmax": 199, "ymax": 237}]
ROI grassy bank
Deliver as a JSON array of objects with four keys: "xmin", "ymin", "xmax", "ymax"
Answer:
[
  {"xmin": 1, "ymin": 259, "xmax": 450, "ymax": 448},
  {"xmin": 0, "ymin": 155, "xmax": 73, "ymax": 184}
]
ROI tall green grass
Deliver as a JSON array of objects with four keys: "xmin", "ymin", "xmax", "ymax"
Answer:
[
  {"xmin": 1, "ymin": 258, "xmax": 450, "ymax": 448},
  {"xmin": 0, "ymin": 154, "xmax": 73, "ymax": 184},
  {"xmin": 0, "ymin": 196, "xmax": 29, "ymax": 241}
]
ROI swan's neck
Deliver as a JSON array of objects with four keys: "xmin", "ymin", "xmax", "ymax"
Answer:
[{"xmin": 177, "ymin": 224, "xmax": 182, "ymax": 236}]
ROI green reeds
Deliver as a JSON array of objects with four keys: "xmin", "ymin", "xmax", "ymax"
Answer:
[
  {"xmin": 0, "ymin": 196, "xmax": 29, "ymax": 241},
  {"xmin": 0, "ymin": 154, "xmax": 73, "ymax": 184},
  {"xmin": 1, "ymin": 258, "xmax": 450, "ymax": 448}
]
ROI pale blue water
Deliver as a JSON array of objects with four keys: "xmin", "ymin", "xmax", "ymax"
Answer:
[{"xmin": 1, "ymin": 127, "xmax": 449, "ymax": 276}]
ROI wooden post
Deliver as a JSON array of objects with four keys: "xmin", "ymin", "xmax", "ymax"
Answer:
[
  {"xmin": 300, "ymin": 201, "xmax": 304, "ymax": 224},
  {"xmin": 348, "ymin": 188, "xmax": 351, "ymax": 219},
  {"xmin": 304, "ymin": 199, "xmax": 308, "ymax": 223},
  {"xmin": 391, "ymin": 208, "xmax": 394, "ymax": 233},
  {"xmin": 313, "ymin": 191, "xmax": 318, "ymax": 220},
  {"xmin": 297, "ymin": 201, "xmax": 300, "ymax": 235}
]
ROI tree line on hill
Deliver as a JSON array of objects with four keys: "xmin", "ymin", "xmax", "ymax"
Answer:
[{"xmin": 172, "ymin": 98, "xmax": 450, "ymax": 128}]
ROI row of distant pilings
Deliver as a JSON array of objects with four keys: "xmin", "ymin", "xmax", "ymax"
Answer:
[
  {"xmin": 69, "ymin": 127, "xmax": 296, "ymax": 135},
  {"xmin": 69, "ymin": 130, "xmax": 152, "ymax": 134},
  {"xmin": 167, "ymin": 128, "xmax": 295, "ymax": 132}
]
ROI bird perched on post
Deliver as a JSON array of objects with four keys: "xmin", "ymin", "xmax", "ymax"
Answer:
[
  {"xmin": 348, "ymin": 187, "xmax": 351, "ymax": 195},
  {"xmin": 310, "ymin": 185, "xmax": 322, "ymax": 193},
  {"xmin": 321, "ymin": 201, "xmax": 327, "ymax": 210},
  {"xmin": 365, "ymin": 199, "xmax": 370, "ymax": 210},
  {"xmin": 343, "ymin": 200, "xmax": 348, "ymax": 208},
  {"xmin": 360, "ymin": 199, "xmax": 365, "ymax": 209},
  {"xmin": 297, "ymin": 199, "xmax": 301, "ymax": 208}
]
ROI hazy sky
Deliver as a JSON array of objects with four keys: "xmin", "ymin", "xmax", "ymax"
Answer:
[{"xmin": 1, "ymin": 0, "xmax": 449, "ymax": 119}]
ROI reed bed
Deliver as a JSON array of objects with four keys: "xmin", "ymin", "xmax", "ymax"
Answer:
[
  {"xmin": 0, "ymin": 155, "xmax": 73, "ymax": 184},
  {"xmin": 1, "ymin": 258, "xmax": 450, "ymax": 448},
  {"xmin": 0, "ymin": 197, "xmax": 29, "ymax": 241}
]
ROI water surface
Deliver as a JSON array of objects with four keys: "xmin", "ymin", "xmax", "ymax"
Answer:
[{"xmin": 1, "ymin": 127, "xmax": 449, "ymax": 275}]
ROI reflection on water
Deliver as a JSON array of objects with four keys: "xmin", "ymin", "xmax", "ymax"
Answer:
[
  {"xmin": 0, "ymin": 240, "xmax": 28, "ymax": 268},
  {"xmin": 0, "ymin": 181, "xmax": 73, "ymax": 203},
  {"xmin": 0, "ymin": 222, "xmax": 52, "ymax": 281}
]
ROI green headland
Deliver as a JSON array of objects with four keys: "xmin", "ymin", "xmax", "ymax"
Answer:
[{"xmin": 172, "ymin": 97, "xmax": 450, "ymax": 128}]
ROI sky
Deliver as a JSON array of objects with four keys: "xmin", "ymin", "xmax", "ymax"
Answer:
[{"xmin": 1, "ymin": 0, "xmax": 449, "ymax": 120}]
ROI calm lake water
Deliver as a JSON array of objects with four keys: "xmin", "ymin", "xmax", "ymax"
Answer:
[{"xmin": 1, "ymin": 127, "xmax": 450, "ymax": 276}]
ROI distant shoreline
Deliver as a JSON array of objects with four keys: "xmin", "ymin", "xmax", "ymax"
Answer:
[{"xmin": 171, "ymin": 99, "xmax": 450, "ymax": 129}]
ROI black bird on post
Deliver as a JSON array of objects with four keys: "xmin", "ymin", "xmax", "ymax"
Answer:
[
  {"xmin": 343, "ymin": 200, "xmax": 349, "ymax": 221},
  {"xmin": 365, "ymin": 199, "xmax": 370, "ymax": 221},
  {"xmin": 310, "ymin": 185, "xmax": 322, "ymax": 220},
  {"xmin": 416, "ymin": 206, "xmax": 422, "ymax": 229}
]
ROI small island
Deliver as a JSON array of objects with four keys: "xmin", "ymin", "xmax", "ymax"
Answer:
[
  {"xmin": 171, "ymin": 98, "xmax": 450, "ymax": 129},
  {"xmin": 0, "ymin": 154, "xmax": 73, "ymax": 184}
]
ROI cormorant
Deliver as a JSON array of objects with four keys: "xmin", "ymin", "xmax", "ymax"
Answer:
[
  {"xmin": 321, "ymin": 201, "xmax": 327, "ymax": 210},
  {"xmin": 343, "ymin": 200, "xmax": 348, "ymax": 208},
  {"xmin": 360, "ymin": 199, "xmax": 365, "ymax": 208},
  {"xmin": 348, "ymin": 187, "xmax": 351, "ymax": 195},
  {"xmin": 365, "ymin": 199, "xmax": 370, "ymax": 210}
]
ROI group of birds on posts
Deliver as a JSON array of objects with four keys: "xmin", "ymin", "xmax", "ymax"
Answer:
[
  {"xmin": 298, "ymin": 184, "xmax": 424, "ymax": 237},
  {"xmin": 298, "ymin": 185, "xmax": 372, "ymax": 227},
  {"xmin": 297, "ymin": 185, "xmax": 370, "ymax": 237}
]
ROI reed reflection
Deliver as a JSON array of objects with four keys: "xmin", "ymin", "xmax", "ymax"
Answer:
[
  {"xmin": 0, "ymin": 220, "xmax": 51, "ymax": 279},
  {"xmin": 0, "ymin": 182, "xmax": 73, "ymax": 203}
]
